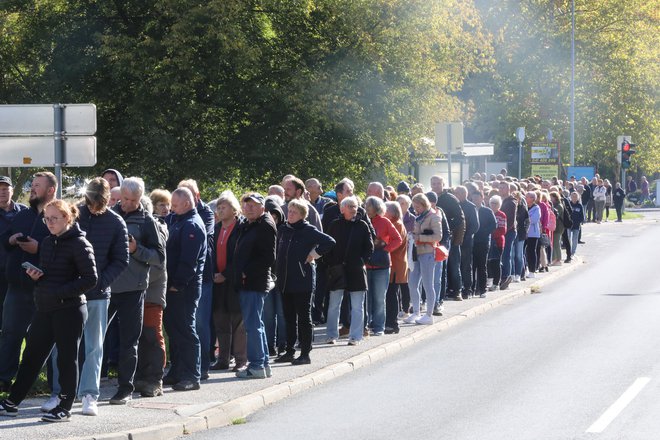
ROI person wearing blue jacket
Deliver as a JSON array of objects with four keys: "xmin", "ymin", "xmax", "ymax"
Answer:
[
  {"xmin": 163, "ymin": 188, "xmax": 207, "ymax": 391},
  {"xmin": 568, "ymin": 191, "xmax": 585, "ymax": 256},
  {"xmin": 274, "ymin": 199, "xmax": 335, "ymax": 365},
  {"xmin": 46, "ymin": 178, "xmax": 129, "ymax": 416}
]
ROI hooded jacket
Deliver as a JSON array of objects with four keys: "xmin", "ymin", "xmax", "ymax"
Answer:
[
  {"xmin": 166, "ymin": 208, "xmax": 207, "ymax": 291},
  {"xmin": 34, "ymin": 223, "xmax": 98, "ymax": 312}
]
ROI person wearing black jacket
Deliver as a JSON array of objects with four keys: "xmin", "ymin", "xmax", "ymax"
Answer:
[
  {"xmin": 0, "ymin": 171, "xmax": 56, "ymax": 393},
  {"xmin": 211, "ymin": 191, "xmax": 246, "ymax": 372},
  {"xmin": 46, "ymin": 178, "xmax": 129, "ymax": 416},
  {"xmin": 163, "ymin": 188, "xmax": 207, "ymax": 391},
  {"xmin": 0, "ymin": 199, "xmax": 97, "ymax": 422},
  {"xmin": 456, "ymin": 185, "xmax": 480, "ymax": 298},
  {"xmin": 431, "ymin": 176, "xmax": 466, "ymax": 300},
  {"xmin": 325, "ymin": 196, "xmax": 374, "ymax": 345},
  {"xmin": 613, "ymin": 183, "xmax": 626, "ymax": 222},
  {"xmin": 499, "ymin": 182, "xmax": 517, "ymax": 289},
  {"xmin": 470, "ymin": 189, "xmax": 496, "ymax": 297},
  {"xmin": 233, "ymin": 193, "xmax": 277, "ymax": 379},
  {"xmin": 0, "ymin": 176, "xmax": 27, "ymax": 332},
  {"xmin": 275, "ymin": 199, "xmax": 335, "ymax": 365},
  {"xmin": 514, "ymin": 192, "xmax": 529, "ymax": 281}
]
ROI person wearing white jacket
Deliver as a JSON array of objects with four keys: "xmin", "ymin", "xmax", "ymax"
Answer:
[{"xmin": 592, "ymin": 180, "xmax": 607, "ymax": 224}]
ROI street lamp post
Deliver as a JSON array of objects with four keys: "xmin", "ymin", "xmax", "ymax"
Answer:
[{"xmin": 570, "ymin": 0, "xmax": 575, "ymax": 166}]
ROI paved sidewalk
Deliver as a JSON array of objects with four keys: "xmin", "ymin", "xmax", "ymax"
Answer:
[{"xmin": 0, "ymin": 258, "xmax": 582, "ymax": 440}]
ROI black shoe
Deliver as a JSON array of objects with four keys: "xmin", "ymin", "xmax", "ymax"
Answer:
[
  {"xmin": 200, "ymin": 372, "xmax": 210, "ymax": 381},
  {"xmin": 0, "ymin": 380, "xmax": 10, "ymax": 393},
  {"xmin": 172, "ymin": 380, "xmax": 200, "ymax": 391},
  {"xmin": 500, "ymin": 276, "xmax": 512, "ymax": 291},
  {"xmin": 578, "ymin": 240, "xmax": 585, "ymax": 244},
  {"xmin": 162, "ymin": 375, "xmax": 178, "ymax": 386},
  {"xmin": 0, "ymin": 399, "xmax": 18, "ymax": 417},
  {"xmin": 109, "ymin": 390, "xmax": 132, "ymax": 405},
  {"xmin": 140, "ymin": 382, "xmax": 163, "ymax": 398},
  {"xmin": 277, "ymin": 346, "xmax": 287, "ymax": 356},
  {"xmin": 292, "ymin": 354, "xmax": 311, "ymax": 365},
  {"xmin": 210, "ymin": 360, "xmax": 230, "ymax": 371},
  {"xmin": 268, "ymin": 346, "xmax": 277, "ymax": 357},
  {"xmin": 133, "ymin": 379, "xmax": 147, "ymax": 394},
  {"xmin": 384, "ymin": 327, "xmax": 400, "ymax": 334},
  {"xmin": 274, "ymin": 352, "xmax": 295, "ymax": 363},
  {"xmin": 432, "ymin": 304, "xmax": 443, "ymax": 316},
  {"xmin": 564, "ymin": 258, "xmax": 572, "ymax": 263},
  {"xmin": 41, "ymin": 405, "xmax": 70, "ymax": 422}
]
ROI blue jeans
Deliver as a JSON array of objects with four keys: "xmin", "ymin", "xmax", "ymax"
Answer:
[
  {"xmin": 514, "ymin": 239, "xmax": 526, "ymax": 278},
  {"xmin": 570, "ymin": 229, "xmax": 580, "ymax": 256},
  {"xmin": 326, "ymin": 290, "xmax": 366, "ymax": 341},
  {"xmin": 239, "ymin": 290, "xmax": 269, "ymax": 370},
  {"xmin": 408, "ymin": 253, "xmax": 436, "ymax": 316},
  {"xmin": 366, "ymin": 268, "xmax": 390, "ymax": 333},
  {"xmin": 0, "ymin": 284, "xmax": 35, "ymax": 383},
  {"xmin": 502, "ymin": 230, "xmax": 517, "ymax": 279},
  {"xmin": 52, "ymin": 298, "xmax": 109, "ymax": 399},
  {"xmin": 164, "ymin": 284, "xmax": 201, "ymax": 383},
  {"xmin": 263, "ymin": 287, "xmax": 286, "ymax": 350},
  {"xmin": 433, "ymin": 260, "xmax": 445, "ymax": 305},
  {"xmin": 195, "ymin": 281, "xmax": 213, "ymax": 374}
]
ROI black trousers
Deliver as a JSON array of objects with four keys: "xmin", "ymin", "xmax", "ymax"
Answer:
[
  {"xmin": 615, "ymin": 205, "xmax": 623, "ymax": 221},
  {"xmin": 0, "ymin": 277, "xmax": 7, "ymax": 333},
  {"xmin": 312, "ymin": 265, "xmax": 328, "ymax": 323},
  {"xmin": 526, "ymin": 237, "xmax": 540, "ymax": 273},
  {"xmin": 282, "ymin": 291, "xmax": 313, "ymax": 356},
  {"xmin": 460, "ymin": 240, "xmax": 474, "ymax": 293},
  {"xmin": 385, "ymin": 282, "xmax": 408, "ymax": 330},
  {"xmin": 472, "ymin": 241, "xmax": 489, "ymax": 294},
  {"xmin": 562, "ymin": 229, "xmax": 572, "ymax": 259},
  {"xmin": 108, "ymin": 290, "xmax": 144, "ymax": 393},
  {"xmin": 10, "ymin": 305, "xmax": 87, "ymax": 410}
]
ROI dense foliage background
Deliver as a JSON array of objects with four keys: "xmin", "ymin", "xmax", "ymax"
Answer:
[{"xmin": 1, "ymin": 0, "xmax": 657, "ymax": 196}]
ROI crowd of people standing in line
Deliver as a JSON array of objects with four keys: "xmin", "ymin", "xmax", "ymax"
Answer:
[{"xmin": 0, "ymin": 168, "xmax": 623, "ymax": 422}]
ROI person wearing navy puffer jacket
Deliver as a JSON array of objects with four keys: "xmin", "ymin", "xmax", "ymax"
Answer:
[{"xmin": 274, "ymin": 199, "xmax": 335, "ymax": 366}]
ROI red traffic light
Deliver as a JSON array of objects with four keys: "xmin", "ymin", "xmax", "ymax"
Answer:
[{"xmin": 622, "ymin": 142, "xmax": 631, "ymax": 152}]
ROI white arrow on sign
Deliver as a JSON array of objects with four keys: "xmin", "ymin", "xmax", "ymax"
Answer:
[
  {"xmin": 0, "ymin": 136, "xmax": 96, "ymax": 167},
  {"xmin": 0, "ymin": 104, "xmax": 96, "ymax": 135}
]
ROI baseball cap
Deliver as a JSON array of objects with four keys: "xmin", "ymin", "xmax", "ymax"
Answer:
[
  {"xmin": 243, "ymin": 193, "xmax": 265, "ymax": 204},
  {"xmin": 0, "ymin": 176, "xmax": 12, "ymax": 186}
]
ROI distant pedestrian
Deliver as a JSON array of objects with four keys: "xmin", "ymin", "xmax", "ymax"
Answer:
[
  {"xmin": 568, "ymin": 192, "xmax": 585, "ymax": 255},
  {"xmin": 525, "ymin": 192, "xmax": 541, "ymax": 277},
  {"xmin": 487, "ymin": 195, "xmax": 506, "ymax": 291},
  {"xmin": 613, "ymin": 183, "xmax": 626, "ymax": 222},
  {"xmin": 640, "ymin": 176, "xmax": 649, "ymax": 204}
]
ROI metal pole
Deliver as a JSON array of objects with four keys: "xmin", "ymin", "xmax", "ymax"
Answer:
[
  {"xmin": 518, "ymin": 141, "xmax": 523, "ymax": 178},
  {"xmin": 53, "ymin": 104, "xmax": 65, "ymax": 199},
  {"xmin": 447, "ymin": 124, "xmax": 452, "ymax": 187},
  {"xmin": 570, "ymin": 0, "xmax": 575, "ymax": 166}
]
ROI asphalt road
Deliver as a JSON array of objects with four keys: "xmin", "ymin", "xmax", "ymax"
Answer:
[{"xmin": 184, "ymin": 212, "xmax": 660, "ymax": 440}]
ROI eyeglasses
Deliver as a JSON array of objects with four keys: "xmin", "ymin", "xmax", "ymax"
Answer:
[{"xmin": 43, "ymin": 216, "xmax": 63, "ymax": 224}]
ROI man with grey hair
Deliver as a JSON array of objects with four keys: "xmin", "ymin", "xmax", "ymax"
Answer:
[
  {"xmin": 305, "ymin": 178, "xmax": 331, "ymax": 218},
  {"xmin": 163, "ymin": 187, "xmax": 207, "ymax": 391},
  {"xmin": 109, "ymin": 177, "xmax": 165, "ymax": 404},
  {"xmin": 367, "ymin": 182, "xmax": 385, "ymax": 200}
]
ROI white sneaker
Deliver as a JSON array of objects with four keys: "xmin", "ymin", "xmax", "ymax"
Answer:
[
  {"xmin": 81, "ymin": 394, "xmax": 98, "ymax": 416},
  {"xmin": 397, "ymin": 311, "xmax": 407, "ymax": 319},
  {"xmin": 403, "ymin": 313, "xmax": 420, "ymax": 324},
  {"xmin": 41, "ymin": 395, "xmax": 61, "ymax": 413},
  {"xmin": 527, "ymin": 272, "xmax": 536, "ymax": 278},
  {"xmin": 415, "ymin": 314, "xmax": 434, "ymax": 325},
  {"xmin": 513, "ymin": 275, "xmax": 521, "ymax": 283}
]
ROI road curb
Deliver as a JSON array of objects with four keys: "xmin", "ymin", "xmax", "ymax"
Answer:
[{"xmin": 61, "ymin": 256, "xmax": 583, "ymax": 440}]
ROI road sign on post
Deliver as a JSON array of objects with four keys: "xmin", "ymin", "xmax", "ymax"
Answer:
[
  {"xmin": 0, "ymin": 104, "xmax": 97, "ymax": 198},
  {"xmin": 434, "ymin": 122, "xmax": 464, "ymax": 154}
]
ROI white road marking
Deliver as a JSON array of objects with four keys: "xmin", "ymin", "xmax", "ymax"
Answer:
[{"xmin": 586, "ymin": 377, "xmax": 651, "ymax": 433}]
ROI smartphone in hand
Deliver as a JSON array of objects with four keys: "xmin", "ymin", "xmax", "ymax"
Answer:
[
  {"xmin": 21, "ymin": 261, "xmax": 43, "ymax": 273},
  {"xmin": 16, "ymin": 236, "xmax": 30, "ymax": 242}
]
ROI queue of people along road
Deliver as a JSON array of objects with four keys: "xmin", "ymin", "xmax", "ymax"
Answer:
[{"xmin": 0, "ymin": 169, "xmax": 615, "ymax": 422}]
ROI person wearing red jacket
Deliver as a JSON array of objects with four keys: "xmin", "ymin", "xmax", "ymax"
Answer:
[
  {"xmin": 487, "ymin": 195, "xmax": 507, "ymax": 292},
  {"xmin": 364, "ymin": 196, "xmax": 402, "ymax": 336}
]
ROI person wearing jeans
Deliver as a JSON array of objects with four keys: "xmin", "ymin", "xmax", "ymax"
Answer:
[
  {"xmin": 364, "ymin": 196, "xmax": 401, "ymax": 335},
  {"xmin": 324, "ymin": 196, "xmax": 374, "ymax": 345},
  {"xmin": 232, "ymin": 193, "xmax": 277, "ymax": 379},
  {"xmin": 47, "ymin": 179, "xmax": 129, "ymax": 417},
  {"xmin": 568, "ymin": 192, "xmax": 585, "ymax": 256},
  {"xmin": 470, "ymin": 189, "xmax": 496, "ymax": 296},
  {"xmin": 384, "ymin": 201, "xmax": 408, "ymax": 333},
  {"xmin": 405, "ymin": 193, "xmax": 442, "ymax": 325}
]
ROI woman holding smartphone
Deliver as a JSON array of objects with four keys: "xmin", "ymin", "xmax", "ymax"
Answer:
[{"xmin": 0, "ymin": 199, "xmax": 97, "ymax": 422}]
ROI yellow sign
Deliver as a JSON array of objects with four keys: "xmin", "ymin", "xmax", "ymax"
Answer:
[{"xmin": 531, "ymin": 164, "xmax": 558, "ymax": 180}]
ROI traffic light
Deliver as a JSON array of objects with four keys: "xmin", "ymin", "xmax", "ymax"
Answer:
[{"xmin": 621, "ymin": 141, "xmax": 636, "ymax": 169}]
